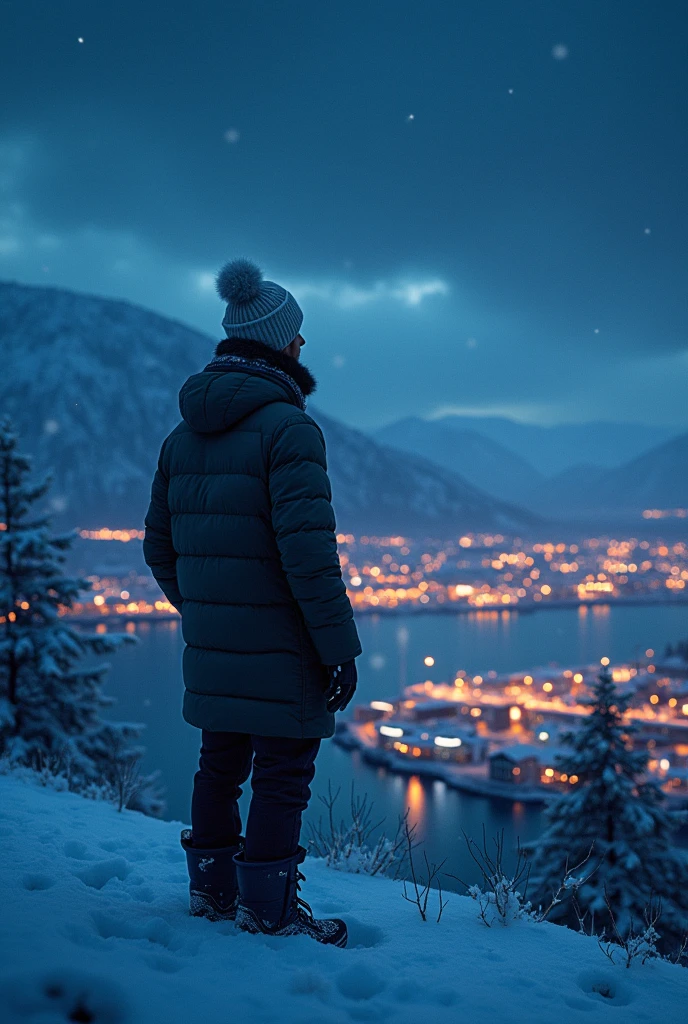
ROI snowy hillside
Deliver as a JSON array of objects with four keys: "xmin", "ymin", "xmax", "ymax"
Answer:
[
  {"xmin": 1, "ymin": 774, "xmax": 685, "ymax": 1024},
  {"xmin": 0, "ymin": 280, "xmax": 212, "ymax": 525},
  {"xmin": 0, "ymin": 280, "xmax": 539, "ymax": 535}
]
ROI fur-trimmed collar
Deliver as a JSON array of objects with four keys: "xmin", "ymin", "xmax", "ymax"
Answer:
[{"xmin": 212, "ymin": 337, "xmax": 317, "ymax": 398}]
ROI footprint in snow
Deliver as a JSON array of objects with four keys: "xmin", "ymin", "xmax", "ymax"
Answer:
[
  {"xmin": 289, "ymin": 970, "xmax": 330, "ymax": 998},
  {"xmin": 341, "ymin": 917, "xmax": 384, "ymax": 949},
  {"xmin": 97, "ymin": 839, "xmax": 148, "ymax": 862},
  {"xmin": 74, "ymin": 858, "xmax": 130, "ymax": 890},
  {"xmin": 0, "ymin": 967, "xmax": 129, "ymax": 1023},
  {"xmin": 91, "ymin": 910, "xmax": 189, "ymax": 954},
  {"xmin": 336, "ymin": 964, "xmax": 386, "ymax": 1001},
  {"xmin": 64, "ymin": 839, "xmax": 93, "ymax": 860},
  {"xmin": 576, "ymin": 969, "xmax": 634, "ymax": 1006},
  {"xmin": 22, "ymin": 872, "xmax": 56, "ymax": 891},
  {"xmin": 143, "ymin": 953, "xmax": 184, "ymax": 974}
]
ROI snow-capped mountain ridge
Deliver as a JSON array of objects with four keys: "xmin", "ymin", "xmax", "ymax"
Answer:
[{"xmin": 0, "ymin": 280, "xmax": 538, "ymax": 535}]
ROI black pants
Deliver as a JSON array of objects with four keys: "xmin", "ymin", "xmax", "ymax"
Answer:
[{"xmin": 191, "ymin": 730, "xmax": 321, "ymax": 861}]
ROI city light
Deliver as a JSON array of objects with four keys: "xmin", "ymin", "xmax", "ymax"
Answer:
[
  {"xmin": 370, "ymin": 701, "xmax": 394, "ymax": 712},
  {"xmin": 65, "ymin": 529, "xmax": 688, "ymax": 620},
  {"xmin": 434, "ymin": 736, "xmax": 462, "ymax": 747},
  {"xmin": 379, "ymin": 725, "xmax": 404, "ymax": 738}
]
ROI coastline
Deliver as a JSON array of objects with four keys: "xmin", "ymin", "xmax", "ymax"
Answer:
[
  {"xmin": 67, "ymin": 593, "xmax": 688, "ymax": 627},
  {"xmin": 333, "ymin": 723, "xmax": 554, "ymax": 806}
]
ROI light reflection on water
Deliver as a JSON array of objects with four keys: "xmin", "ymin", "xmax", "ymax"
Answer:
[{"xmin": 102, "ymin": 605, "xmax": 688, "ymax": 885}]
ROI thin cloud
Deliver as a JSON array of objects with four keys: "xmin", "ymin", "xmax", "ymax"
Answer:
[
  {"xmin": 283, "ymin": 276, "xmax": 450, "ymax": 309},
  {"xmin": 193, "ymin": 271, "xmax": 450, "ymax": 310}
]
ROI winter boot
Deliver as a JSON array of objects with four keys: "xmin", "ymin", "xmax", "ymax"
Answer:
[
  {"xmin": 233, "ymin": 845, "xmax": 347, "ymax": 947},
  {"xmin": 180, "ymin": 829, "xmax": 243, "ymax": 921}
]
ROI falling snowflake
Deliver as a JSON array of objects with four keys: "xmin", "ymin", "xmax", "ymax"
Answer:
[
  {"xmin": 594, "ymin": 328, "xmax": 600, "ymax": 334},
  {"xmin": 224, "ymin": 129, "xmax": 240, "ymax": 144},
  {"xmin": 552, "ymin": 44, "xmax": 569, "ymax": 61},
  {"xmin": 77, "ymin": 37, "xmax": 84, "ymax": 44},
  {"xmin": 508, "ymin": 88, "xmax": 514, "ymax": 95},
  {"xmin": 370, "ymin": 654, "xmax": 386, "ymax": 670},
  {"xmin": 407, "ymin": 114, "xmax": 415, "ymax": 121},
  {"xmin": 466, "ymin": 337, "xmax": 477, "ymax": 349},
  {"xmin": 44, "ymin": 419, "xmax": 60, "ymax": 435},
  {"xmin": 332, "ymin": 355, "xmax": 346, "ymax": 369},
  {"xmin": 644, "ymin": 227, "xmax": 651, "ymax": 235}
]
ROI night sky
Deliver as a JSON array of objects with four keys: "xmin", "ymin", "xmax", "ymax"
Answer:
[{"xmin": 1, "ymin": 0, "xmax": 686, "ymax": 430}]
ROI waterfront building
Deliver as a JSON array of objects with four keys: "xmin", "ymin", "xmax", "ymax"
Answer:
[{"xmin": 489, "ymin": 744, "xmax": 542, "ymax": 785}]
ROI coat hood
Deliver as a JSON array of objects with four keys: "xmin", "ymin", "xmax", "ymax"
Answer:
[{"xmin": 179, "ymin": 364, "xmax": 301, "ymax": 434}]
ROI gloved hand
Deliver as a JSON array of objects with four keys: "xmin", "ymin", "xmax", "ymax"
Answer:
[{"xmin": 324, "ymin": 659, "xmax": 358, "ymax": 712}]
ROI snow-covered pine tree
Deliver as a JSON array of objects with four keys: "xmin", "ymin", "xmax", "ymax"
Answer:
[
  {"xmin": 528, "ymin": 662, "xmax": 688, "ymax": 949},
  {"xmin": 0, "ymin": 417, "xmax": 162, "ymax": 814}
]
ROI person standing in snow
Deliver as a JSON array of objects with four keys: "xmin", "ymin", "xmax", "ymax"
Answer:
[{"xmin": 143, "ymin": 258, "xmax": 361, "ymax": 948}]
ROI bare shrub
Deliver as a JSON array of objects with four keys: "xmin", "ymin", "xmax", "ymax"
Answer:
[
  {"xmin": 598, "ymin": 891, "xmax": 687, "ymax": 968},
  {"xmin": 308, "ymin": 780, "xmax": 410, "ymax": 877},
  {"xmin": 448, "ymin": 827, "xmax": 531, "ymax": 927},
  {"xmin": 400, "ymin": 816, "xmax": 448, "ymax": 923}
]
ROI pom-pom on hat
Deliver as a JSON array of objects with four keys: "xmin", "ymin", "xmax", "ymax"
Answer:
[{"xmin": 216, "ymin": 257, "xmax": 303, "ymax": 350}]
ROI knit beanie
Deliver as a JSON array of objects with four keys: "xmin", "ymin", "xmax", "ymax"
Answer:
[{"xmin": 216, "ymin": 257, "xmax": 303, "ymax": 350}]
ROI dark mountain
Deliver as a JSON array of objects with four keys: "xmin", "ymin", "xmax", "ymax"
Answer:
[
  {"xmin": 525, "ymin": 437, "xmax": 688, "ymax": 520},
  {"xmin": 530, "ymin": 463, "xmax": 609, "ymax": 517},
  {"xmin": 314, "ymin": 408, "xmax": 542, "ymax": 535},
  {"xmin": 582, "ymin": 433, "xmax": 688, "ymax": 515},
  {"xmin": 374, "ymin": 416, "xmax": 544, "ymax": 505},
  {"xmin": 379, "ymin": 414, "xmax": 676, "ymax": 477},
  {"xmin": 0, "ymin": 281, "xmax": 540, "ymax": 536}
]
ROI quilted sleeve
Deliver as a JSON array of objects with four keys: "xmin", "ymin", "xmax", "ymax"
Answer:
[
  {"xmin": 143, "ymin": 438, "xmax": 184, "ymax": 613},
  {"xmin": 268, "ymin": 416, "xmax": 362, "ymax": 665}
]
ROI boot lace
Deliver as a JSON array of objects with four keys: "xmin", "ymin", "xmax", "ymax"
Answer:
[{"xmin": 295, "ymin": 868, "xmax": 314, "ymax": 919}]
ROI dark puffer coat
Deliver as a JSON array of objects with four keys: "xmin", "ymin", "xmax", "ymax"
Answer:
[{"xmin": 143, "ymin": 360, "xmax": 361, "ymax": 739}]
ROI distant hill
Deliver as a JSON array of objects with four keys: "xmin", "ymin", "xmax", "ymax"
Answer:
[
  {"xmin": 0, "ymin": 281, "xmax": 540, "ymax": 536},
  {"xmin": 529, "ymin": 463, "xmax": 608, "ymax": 517},
  {"xmin": 519, "ymin": 435, "xmax": 688, "ymax": 520},
  {"xmin": 379, "ymin": 414, "xmax": 677, "ymax": 477},
  {"xmin": 374, "ymin": 417, "xmax": 544, "ymax": 505},
  {"xmin": 574, "ymin": 433, "xmax": 688, "ymax": 515},
  {"xmin": 315, "ymin": 408, "xmax": 542, "ymax": 535}
]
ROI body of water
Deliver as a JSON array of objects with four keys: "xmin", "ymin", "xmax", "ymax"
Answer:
[{"xmin": 101, "ymin": 604, "xmax": 688, "ymax": 886}]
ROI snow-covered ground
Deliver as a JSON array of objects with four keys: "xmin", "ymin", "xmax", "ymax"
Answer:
[{"xmin": 1, "ymin": 773, "xmax": 686, "ymax": 1024}]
